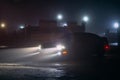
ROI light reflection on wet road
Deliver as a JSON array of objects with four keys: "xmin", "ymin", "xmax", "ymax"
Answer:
[
  {"xmin": 0, "ymin": 63, "xmax": 66, "ymax": 79},
  {"xmin": 0, "ymin": 47, "xmax": 120, "ymax": 80},
  {"xmin": 0, "ymin": 62, "xmax": 98, "ymax": 80}
]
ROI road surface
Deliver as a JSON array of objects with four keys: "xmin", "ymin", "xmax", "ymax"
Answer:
[{"xmin": 0, "ymin": 47, "xmax": 120, "ymax": 80}]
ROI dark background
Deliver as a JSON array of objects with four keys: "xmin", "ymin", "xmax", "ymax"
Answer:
[{"xmin": 0, "ymin": 0, "xmax": 120, "ymax": 34}]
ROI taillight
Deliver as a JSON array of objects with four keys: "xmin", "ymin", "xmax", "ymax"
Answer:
[{"xmin": 104, "ymin": 44, "xmax": 110, "ymax": 51}]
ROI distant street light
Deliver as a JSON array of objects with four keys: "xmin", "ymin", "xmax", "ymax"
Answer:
[
  {"xmin": 81, "ymin": 16, "xmax": 89, "ymax": 32},
  {"xmin": 0, "ymin": 23, "xmax": 6, "ymax": 28},
  {"xmin": 113, "ymin": 22, "xmax": 119, "ymax": 29},
  {"xmin": 63, "ymin": 23, "xmax": 68, "ymax": 27},
  {"xmin": 57, "ymin": 14, "xmax": 63, "ymax": 20},
  {"xmin": 83, "ymin": 16, "xmax": 89, "ymax": 22},
  {"xmin": 56, "ymin": 14, "xmax": 63, "ymax": 27},
  {"xmin": 19, "ymin": 25, "xmax": 25, "ymax": 29}
]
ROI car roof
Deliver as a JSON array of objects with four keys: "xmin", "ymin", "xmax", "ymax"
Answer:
[{"xmin": 73, "ymin": 32, "xmax": 101, "ymax": 39}]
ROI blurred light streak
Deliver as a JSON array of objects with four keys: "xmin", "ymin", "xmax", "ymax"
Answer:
[
  {"xmin": 109, "ymin": 42, "xmax": 118, "ymax": 46},
  {"xmin": 40, "ymin": 53, "xmax": 58, "ymax": 60},
  {"xmin": 41, "ymin": 48, "xmax": 57, "ymax": 54},
  {"xmin": 23, "ymin": 52, "xmax": 40, "ymax": 57}
]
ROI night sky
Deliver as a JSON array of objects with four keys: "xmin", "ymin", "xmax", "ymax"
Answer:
[{"xmin": 0, "ymin": 0, "xmax": 120, "ymax": 34}]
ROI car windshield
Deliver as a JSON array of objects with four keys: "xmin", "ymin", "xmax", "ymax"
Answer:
[{"xmin": 0, "ymin": 0, "xmax": 120, "ymax": 80}]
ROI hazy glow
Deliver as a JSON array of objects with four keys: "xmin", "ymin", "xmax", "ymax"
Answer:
[
  {"xmin": 57, "ymin": 52, "xmax": 62, "ymax": 56},
  {"xmin": 109, "ymin": 42, "xmax": 118, "ymax": 46},
  {"xmin": 38, "ymin": 45, "xmax": 42, "ymax": 50},
  {"xmin": 54, "ymin": 63, "xmax": 61, "ymax": 66},
  {"xmin": 0, "ymin": 46, "xmax": 8, "ymax": 48},
  {"xmin": 0, "ymin": 63, "xmax": 39, "ymax": 69},
  {"xmin": 63, "ymin": 23, "xmax": 68, "ymax": 27},
  {"xmin": 62, "ymin": 50, "xmax": 68, "ymax": 55},
  {"xmin": 11, "ymin": 47, "xmax": 40, "ymax": 59},
  {"xmin": 83, "ymin": 16, "xmax": 89, "ymax": 22},
  {"xmin": 41, "ymin": 48, "xmax": 57, "ymax": 54},
  {"xmin": 113, "ymin": 22, "xmax": 119, "ymax": 29},
  {"xmin": 1, "ymin": 23, "xmax": 5, "ymax": 28},
  {"xmin": 20, "ymin": 26, "xmax": 24, "ymax": 29},
  {"xmin": 41, "ymin": 53, "xmax": 59, "ymax": 60},
  {"xmin": 57, "ymin": 14, "xmax": 63, "ymax": 20},
  {"xmin": 23, "ymin": 52, "xmax": 40, "ymax": 57},
  {"xmin": 56, "ymin": 44, "xmax": 65, "ymax": 50}
]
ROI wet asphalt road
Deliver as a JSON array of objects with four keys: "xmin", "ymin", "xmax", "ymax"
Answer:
[{"xmin": 0, "ymin": 47, "xmax": 120, "ymax": 80}]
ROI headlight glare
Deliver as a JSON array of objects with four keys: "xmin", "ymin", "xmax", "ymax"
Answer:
[
  {"xmin": 38, "ymin": 45, "xmax": 42, "ymax": 50},
  {"xmin": 57, "ymin": 52, "xmax": 62, "ymax": 56},
  {"xmin": 56, "ymin": 44, "xmax": 65, "ymax": 50}
]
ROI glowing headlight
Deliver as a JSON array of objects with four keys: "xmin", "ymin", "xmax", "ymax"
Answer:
[
  {"xmin": 38, "ymin": 45, "xmax": 42, "ymax": 50},
  {"xmin": 57, "ymin": 52, "xmax": 62, "ymax": 56},
  {"xmin": 56, "ymin": 44, "xmax": 65, "ymax": 50}
]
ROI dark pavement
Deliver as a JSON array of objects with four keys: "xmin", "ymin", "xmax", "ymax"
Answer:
[{"xmin": 0, "ymin": 46, "xmax": 120, "ymax": 80}]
